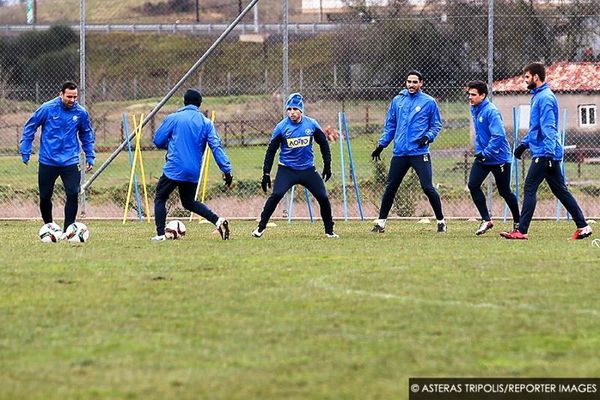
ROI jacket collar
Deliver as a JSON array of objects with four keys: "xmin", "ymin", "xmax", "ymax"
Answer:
[{"xmin": 531, "ymin": 82, "xmax": 549, "ymax": 95}]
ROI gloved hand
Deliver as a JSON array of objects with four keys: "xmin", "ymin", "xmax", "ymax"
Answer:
[
  {"xmin": 371, "ymin": 145, "xmax": 384, "ymax": 161},
  {"xmin": 417, "ymin": 136, "xmax": 430, "ymax": 147},
  {"xmin": 321, "ymin": 164, "xmax": 332, "ymax": 182},
  {"xmin": 474, "ymin": 153, "xmax": 486, "ymax": 163},
  {"xmin": 514, "ymin": 144, "xmax": 527, "ymax": 160},
  {"xmin": 223, "ymin": 172, "xmax": 233, "ymax": 187},
  {"xmin": 261, "ymin": 173, "xmax": 271, "ymax": 193}
]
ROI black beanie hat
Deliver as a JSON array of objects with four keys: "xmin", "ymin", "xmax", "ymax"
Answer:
[{"xmin": 184, "ymin": 88, "xmax": 202, "ymax": 107}]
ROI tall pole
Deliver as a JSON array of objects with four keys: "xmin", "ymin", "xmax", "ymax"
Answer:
[
  {"xmin": 82, "ymin": 0, "xmax": 262, "ymax": 192},
  {"xmin": 79, "ymin": 0, "xmax": 87, "ymax": 215},
  {"xmin": 196, "ymin": 0, "xmax": 200, "ymax": 22},
  {"xmin": 486, "ymin": 0, "xmax": 494, "ymax": 214},
  {"xmin": 26, "ymin": 0, "xmax": 36, "ymax": 24},
  {"xmin": 283, "ymin": 0, "xmax": 289, "ymax": 102}
]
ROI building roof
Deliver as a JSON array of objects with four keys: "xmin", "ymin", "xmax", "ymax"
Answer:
[{"xmin": 493, "ymin": 61, "xmax": 600, "ymax": 94}]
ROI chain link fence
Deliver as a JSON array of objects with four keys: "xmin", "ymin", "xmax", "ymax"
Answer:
[{"xmin": 1, "ymin": 0, "xmax": 599, "ymax": 221}]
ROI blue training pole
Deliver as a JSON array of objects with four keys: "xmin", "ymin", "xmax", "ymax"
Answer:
[
  {"xmin": 122, "ymin": 113, "xmax": 143, "ymax": 222},
  {"xmin": 505, "ymin": 107, "xmax": 520, "ymax": 223},
  {"xmin": 338, "ymin": 112, "xmax": 348, "ymax": 221},
  {"xmin": 288, "ymin": 185, "xmax": 295, "ymax": 223},
  {"xmin": 342, "ymin": 112, "xmax": 364, "ymax": 221},
  {"xmin": 304, "ymin": 187, "xmax": 314, "ymax": 223},
  {"xmin": 556, "ymin": 108, "xmax": 570, "ymax": 221}
]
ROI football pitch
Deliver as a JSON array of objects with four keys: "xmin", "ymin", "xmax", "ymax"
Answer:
[{"xmin": 1, "ymin": 220, "xmax": 599, "ymax": 399}]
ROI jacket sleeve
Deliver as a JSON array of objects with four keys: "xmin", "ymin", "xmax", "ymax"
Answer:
[
  {"xmin": 153, "ymin": 115, "xmax": 175, "ymax": 149},
  {"xmin": 378, "ymin": 99, "xmax": 397, "ymax": 147},
  {"xmin": 262, "ymin": 132, "xmax": 282, "ymax": 174},
  {"xmin": 79, "ymin": 110, "xmax": 96, "ymax": 165},
  {"xmin": 482, "ymin": 109, "xmax": 507, "ymax": 158},
  {"xmin": 20, "ymin": 105, "xmax": 47, "ymax": 163},
  {"xmin": 206, "ymin": 123, "xmax": 232, "ymax": 174},
  {"xmin": 313, "ymin": 128, "xmax": 331, "ymax": 168},
  {"xmin": 539, "ymin": 99, "xmax": 559, "ymax": 157},
  {"xmin": 425, "ymin": 100, "xmax": 443, "ymax": 143}
]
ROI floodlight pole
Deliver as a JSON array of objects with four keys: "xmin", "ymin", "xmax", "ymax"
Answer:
[{"xmin": 82, "ymin": 0, "xmax": 261, "ymax": 193}]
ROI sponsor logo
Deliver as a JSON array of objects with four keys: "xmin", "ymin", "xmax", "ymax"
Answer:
[
  {"xmin": 479, "ymin": 116, "xmax": 483, "ymax": 123},
  {"xmin": 415, "ymin": 106, "xmax": 421, "ymax": 112},
  {"xmin": 287, "ymin": 136, "xmax": 311, "ymax": 148},
  {"xmin": 73, "ymin": 116, "xmax": 78, "ymax": 121}
]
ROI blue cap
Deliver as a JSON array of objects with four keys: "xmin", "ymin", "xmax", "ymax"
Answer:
[{"xmin": 285, "ymin": 92, "xmax": 304, "ymax": 113}]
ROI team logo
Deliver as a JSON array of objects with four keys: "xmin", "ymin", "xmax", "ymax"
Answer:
[
  {"xmin": 415, "ymin": 106, "xmax": 421, "ymax": 112},
  {"xmin": 423, "ymin": 154, "xmax": 429, "ymax": 162},
  {"xmin": 287, "ymin": 136, "xmax": 311, "ymax": 148},
  {"xmin": 479, "ymin": 116, "xmax": 483, "ymax": 123},
  {"xmin": 305, "ymin": 128, "xmax": 312, "ymax": 135},
  {"xmin": 72, "ymin": 116, "xmax": 78, "ymax": 121}
]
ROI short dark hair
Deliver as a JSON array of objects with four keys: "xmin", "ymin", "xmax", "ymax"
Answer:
[
  {"xmin": 183, "ymin": 88, "xmax": 202, "ymax": 107},
  {"xmin": 406, "ymin": 70, "xmax": 424, "ymax": 82},
  {"xmin": 466, "ymin": 80, "xmax": 488, "ymax": 96},
  {"xmin": 61, "ymin": 81, "xmax": 78, "ymax": 93},
  {"xmin": 523, "ymin": 62, "xmax": 546, "ymax": 82}
]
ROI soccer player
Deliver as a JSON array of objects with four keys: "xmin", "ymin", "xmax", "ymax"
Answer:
[
  {"xmin": 20, "ymin": 81, "xmax": 95, "ymax": 233},
  {"xmin": 466, "ymin": 80, "xmax": 520, "ymax": 235},
  {"xmin": 371, "ymin": 70, "xmax": 446, "ymax": 233},
  {"xmin": 152, "ymin": 88, "xmax": 233, "ymax": 241},
  {"xmin": 500, "ymin": 63, "xmax": 592, "ymax": 240},
  {"xmin": 252, "ymin": 92, "xmax": 337, "ymax": 238}
]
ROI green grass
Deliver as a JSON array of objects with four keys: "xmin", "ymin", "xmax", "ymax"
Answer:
[{"xmin": 1, "ymin": 220, "xmax": 600, "ymax": 399}]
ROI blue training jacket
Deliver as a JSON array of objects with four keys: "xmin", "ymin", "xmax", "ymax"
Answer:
[
  {"xmin": 20, "ymin": 97, "xmax": 95, "ymax": 166},
  {"xmin": 378, "ymin": 89, "xmax": 443, "ymax": 156},
  {"xmin": 471, "ymin": 98, "xmax": 512, "ymax": 165},
  {"xmin": 153, "ymin": 105, "xmax": 232, "ymax": 183},
  {"xmin": 272, "ymin": 115, "xmax": 323, "ymax": 170},
  {"xmin": 521, "ymin": 82, "xmax": 563, "ymax": 160}
]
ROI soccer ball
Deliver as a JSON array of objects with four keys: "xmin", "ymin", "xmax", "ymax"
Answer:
[
  {"xmin": 165, "ymin": 220, "xmax": 186, "ymax": 240},
  {"xmin": 64, "ymin": 222, "xmax": 90, "ymax": 243},
  {"xmin": 38, "ymin": 222, "xmax": 62, "ymax": 243}
]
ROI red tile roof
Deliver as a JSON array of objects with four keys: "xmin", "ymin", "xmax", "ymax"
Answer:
[{"xmin": 493, "ymin": 61, "xmax": 600, "ymax": 94}]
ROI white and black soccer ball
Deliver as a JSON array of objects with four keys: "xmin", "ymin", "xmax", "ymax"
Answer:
[
  {"xmin": 64, "ymin": 222, "xmax": 90, "ymax": 243},
  {"xmin": 165, "ymin": 220, "xmax": 186, "ymax": 240},
  {"xmin": 38, "ymin": 222, "xmax": 62, "ymax": 243}
]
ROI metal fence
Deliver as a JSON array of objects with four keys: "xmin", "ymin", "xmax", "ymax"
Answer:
[{"xmin": 1, "ymin": 0, "xmax": 600, "ymax": 222}]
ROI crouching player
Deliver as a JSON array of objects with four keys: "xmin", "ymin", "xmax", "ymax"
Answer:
[{"xmin": 252, "ymin": 92, "xmax": 338, "ymax": 238}]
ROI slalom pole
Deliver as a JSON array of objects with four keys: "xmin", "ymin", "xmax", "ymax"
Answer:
[
  {"xmin": 190, "ymin": 111, "xmax": 215, "ymax": 221},
  {"xmin": 123, "ymin": 114, "xmax": 141, "ymax": 224},
  {"xmin": 342, "ymin": 112, "xmax": 364, "ymax": 221},
  {"xmin": 338, "ymin": 112, "xmax": 348, "ymax": 221},
  {"xmin": 133, "ymin": 114, "xmax": 152, "ymax": 223},
  {"xmin": 304, "ymin": 187, "xmax": 314, "ymax": 223},
  {"xmin": 122, "ymin": 113, "xmax": 143, "ymax": 222},
  {"xmin": 82, "ymin": 0, "xmax": 262, "ymax": 194},
  {"xmin": 288, "ymin": 185, "xmax": 295, "ymax": 223}
]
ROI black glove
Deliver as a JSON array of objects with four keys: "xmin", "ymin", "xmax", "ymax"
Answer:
[
  {"xmin": 261, "ymin": 173, "xmax": 271, "ymax": 193},
  {"xmin": 223, "ymin": 172, "xmax": 233, "ymax": 187},
  {"xmin": 321, "ymin": 164, "xmax": 332, "ymax": 182},
  {"xmin": 474, "ymin": 153, "xmax": 486, "ymax": 163},
  {"xmin": 514, "ymin": 144, "xmax": 527, "ymax": 160},
  {"xmin": 536, "ymin": 156, "xmax": 554, "ymax": 168},
  {"xmin": 371, "ymin": 145, "xmax": 384, "ymax": 161},
  {"xmin": 417, "ymin": 136, "xmax": 430, "ymax": 147}
]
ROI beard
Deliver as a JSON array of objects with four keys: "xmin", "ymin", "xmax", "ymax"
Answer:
[{"xmin": 527, "ymin": 81, "xmax": 536, "ymax": 90}]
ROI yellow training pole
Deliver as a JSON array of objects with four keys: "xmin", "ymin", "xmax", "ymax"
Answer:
[
  {"xmin": 189, "ymin": 111, "xmax": 216, "ymax": 222},
  {"xmin": 134, "ymin": 114, "xmax": 152, "ymax": 223},
  {"xmin": 123, "ymin": 114, "xmax": 140, "ymax": 224}
]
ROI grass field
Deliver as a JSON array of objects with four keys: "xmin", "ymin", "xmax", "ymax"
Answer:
[{"xmin": 1, "ymin": 220, "xmax": 599, "ymax": 399}]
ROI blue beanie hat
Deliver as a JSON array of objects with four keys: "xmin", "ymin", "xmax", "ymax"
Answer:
[{"xmin": 285, "ymin": 92, "xmax": 304, "ymax": 113}]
